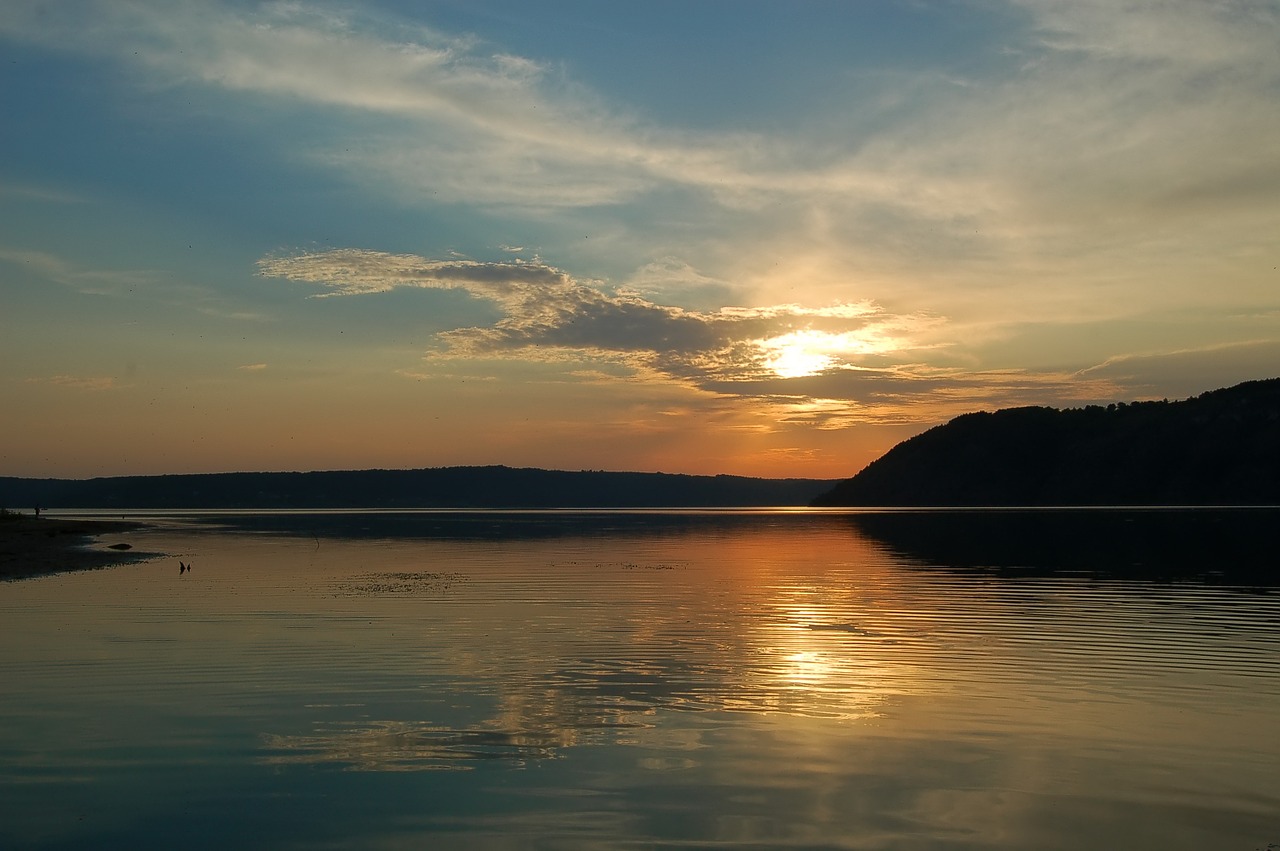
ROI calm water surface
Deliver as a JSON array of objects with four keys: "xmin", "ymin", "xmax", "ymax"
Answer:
[{"xmin": 1, "ymin": 509, "xmax": 1278, "ymax": 850}]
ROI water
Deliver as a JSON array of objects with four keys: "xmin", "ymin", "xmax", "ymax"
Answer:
[{"xmin": 1, "ymin": 509, "xmax": 1278, "ymax": 850}]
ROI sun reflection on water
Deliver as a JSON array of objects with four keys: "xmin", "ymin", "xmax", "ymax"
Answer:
[
  {"xmin": 252, "ymin": 523, "xmax": 934, "ymax": 769},
  {"xmin": 4, "ymin": 511, "xmax": 1280, "ymax": 850}
]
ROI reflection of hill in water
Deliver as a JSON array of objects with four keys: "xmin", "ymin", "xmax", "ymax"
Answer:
[
  {"xmin": 185, "ymin": 509, "xmax": 1280, "ymax": 584},
  {"xmin": 183, "ymin": 510, "xmax": 828, "ymax": 542},
  {"xmin": 848, "ymin": 509, "xmax": 1279, "ymax": 584}
]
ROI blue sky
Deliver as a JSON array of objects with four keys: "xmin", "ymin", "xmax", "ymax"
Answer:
[{"xmin": 2, "ymin": 1, "xmax": 1278, "ymax": 478}]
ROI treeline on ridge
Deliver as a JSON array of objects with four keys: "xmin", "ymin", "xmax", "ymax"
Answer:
[
  {"xmin": 0, "ymin": 466, "xmax": 837, "ymax": 510},
  {"xmin": 813, "ymin": 378, "xmax": 1280, "ymax": 506}
]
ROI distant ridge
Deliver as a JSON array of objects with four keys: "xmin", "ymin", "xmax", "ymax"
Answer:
[
  {"xmin": 813, "ymin": 378, "xmax": 1280, "ymax": 507},
  {"xmin": 0, "ymin": 465, "xmax": 837, "ymax": 510}
]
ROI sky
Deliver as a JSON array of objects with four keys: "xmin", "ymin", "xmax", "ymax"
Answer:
[{"xmin": 2, "ymin": 0, "xmax": 1278, "ymax": 480}]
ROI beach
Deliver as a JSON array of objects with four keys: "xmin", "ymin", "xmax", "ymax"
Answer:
[{"xmin": 0, "ymin": 515, "xmax": 156, "ymax": 579}]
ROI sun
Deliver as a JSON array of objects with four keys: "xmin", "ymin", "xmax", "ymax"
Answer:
[
  {"xmin": 765, "ymin": 339, "xmax": 834, "ymax": 378},
  {"xmin": 760, "ymin": 331, "xmax": 839, "ymax": 378},
  {"xmin": 759, "ymin": 326, "xmax": 905, "ymax": 378}
]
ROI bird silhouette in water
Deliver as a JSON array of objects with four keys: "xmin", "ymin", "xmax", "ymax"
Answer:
[{"xmin": 179, "ymin": 561, "xmax": 188, "ymax": 575}]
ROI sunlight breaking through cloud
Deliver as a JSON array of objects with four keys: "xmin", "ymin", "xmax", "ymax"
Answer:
[
  {"xmin": 256, "ymin": 247, "xmax": 1140, "ymax": 426},
  {"xmin": 254, "ymin": 246, "xmax": 926, "ymax": 378},
  {"xmin": 257, "ymin": 248, "xmax": 932, "ymax": 394},
  {"xmin": 759, "ymin": 330, "xmax": 907, "ymax": 379},
  {"xmin": 763, "ymin": 336, "xmax": 834, "ymax": 379}
]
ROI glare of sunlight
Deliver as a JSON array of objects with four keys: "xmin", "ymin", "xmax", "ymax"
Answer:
[
  {"xmin": 784, "ymin": 650, "xmax": 832, "ymax": 686},
  {"xmin": 760, "ymin": 329, "xmax": 886, "ymax": 378},
  {"xmin": 766, "ymin": 339, "xmax": 835, "ymax": 378}
]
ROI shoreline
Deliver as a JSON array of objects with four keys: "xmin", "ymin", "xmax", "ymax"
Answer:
[{"xmin": 0, "ymin": 515, "xmax": 160, "ymax": 580}]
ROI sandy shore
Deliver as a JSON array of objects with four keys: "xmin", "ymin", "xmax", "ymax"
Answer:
[{"xmin": 0, "ymin": 515, "xmax": 160, "ymax": 580}]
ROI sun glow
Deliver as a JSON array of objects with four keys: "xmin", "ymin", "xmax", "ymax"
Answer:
[
  {"xmin": 761, "ymin": 330, "xmax": 885, "ymax": 379},
  {"xmin": 765, "ymin": 339, "xmax": 834, "ymax": 378}
]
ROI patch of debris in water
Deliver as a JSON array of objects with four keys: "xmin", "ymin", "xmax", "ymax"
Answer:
[{"xmin": 333, "ymin": 571, "xmax": 469, "ymax": 596}]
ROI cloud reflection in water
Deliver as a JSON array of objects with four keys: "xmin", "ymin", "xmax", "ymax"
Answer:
[{"xmin": 252, "ymin": 514, "xmax": 927, "ymax": 771}]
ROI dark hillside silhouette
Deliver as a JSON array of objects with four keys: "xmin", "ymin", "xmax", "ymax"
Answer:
[
  {"xmin": 813, "ymin": 378, "xmax": 1280, "ymax": 506},
  {"xmin": 0, "ymin": 466, "xmax": 836, "ymax": 510}
]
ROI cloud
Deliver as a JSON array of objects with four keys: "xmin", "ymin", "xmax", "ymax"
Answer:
[
  {"xmin": 700, "ymin": 364, "xmax": 1133, "ymax": 429},
  {"xmin": 1, "ymin": 247, "xmax": 270, "ymax": 320},
  {"xmin": 1078, "ymin": 340, "xmax": 1280, "ymax": 400},
  {"xmin": 26, "ymin": 375, "xmax": 119, "ymax": 391},
  {"xmin": 5, "ymin": 0, "xmax": 1275, "ymax": 255},
  {"xmin": 267, "ymin": 247, "xmax": 1279, "ymax": 424},
  {"xmin": 1014, "ymin": 0, "xmax": 1280, "ymax": 65},
  {"xmin": 7, "ymin": 0, "xmax": 1275, "ymax": 433},
  {"xmin": 0, "ymin": 181, "xmax": 87, "ymax": 205},
  {"xmin": 238, "ymin": 363, "xmax": 268, "ymax": 371},
  {"xmin": 0, "ymin": 0, "xmax": 749, "ymax": 209},
  {"xmin": 257, "ymin": 249, "xmax": 573, "ymax": 299},
  {"xmin": 966, "ymin": 1, "xmax": 1280, "ymax": 227},
  {"xmin": 259, "ymin": 248, "xmax": 936, "ymax": 386},
  {"xmin": 0, "ymin": 247, "xmax": 162, "ymax": 297},
  {"xmin": 258, "ymin": 247, "xmax": 1163, "ymax": 426}
]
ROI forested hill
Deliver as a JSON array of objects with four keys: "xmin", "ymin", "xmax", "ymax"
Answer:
[
  {"xmin": 0, "ymin": 466, "xmax": 837, "ymax": 510},
  {"xmin": 813, "ymin": 378, "xmax": 1280, "ymax": 507}
]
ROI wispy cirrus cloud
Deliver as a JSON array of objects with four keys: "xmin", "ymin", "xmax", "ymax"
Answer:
[
  {"xmin": 1, "ymin": 247, "xmax": 272, "ymax": 323},
  {"xmin": 25, "ymin": 374, "xmax": 119, "ymax": 391},
  {"xmin": 6, "ymin": 1, "xmax": 1271, "ymax": 221},
  {"xmin": 1077, "ymin": 340, "xmax": 1280, "ymax": 401},
  {"xmin": 0, "ymin": 247, "xmax": 164, "ymax": 298},
  {"xmin": 1014, "ymin": 0, "xmax": 1280, "ymax": 65},
  {"xmin": 3, "ymin": 0, "xmax": 1276, "ymax": 291},
  {"xmin": 0, "ymin": 181, "xmax": 88, "ymax": 205},
  {"xmin": 1, "ymin": 0, "xmax": 746, "ymax": 210}
]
